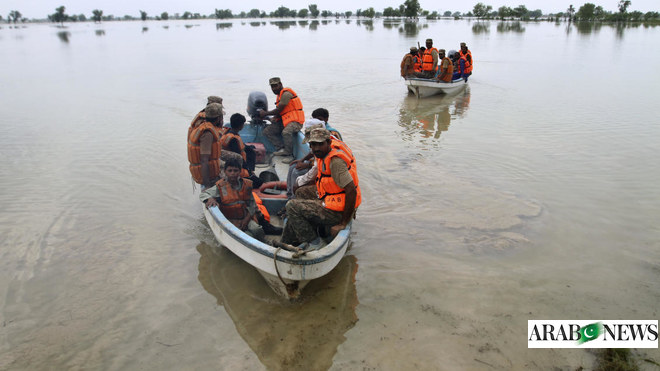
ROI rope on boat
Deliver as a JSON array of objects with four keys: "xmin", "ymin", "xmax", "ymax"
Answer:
[{"xmin": 272, "ymin": 242, "xmax": 308, "ymax": 297}]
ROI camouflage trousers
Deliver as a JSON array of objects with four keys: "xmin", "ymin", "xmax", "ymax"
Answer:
[
  {"xmin": 281, "ymin": 185, "xmax": 342, "ymax": 245},
  {"xmin": 263, "ymin": 121, "xmax": 302, "ymax": 154}
]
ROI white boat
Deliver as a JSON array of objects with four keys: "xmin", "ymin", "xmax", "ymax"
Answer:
[
  {"xmin": 201, "ymin": 92, "xmax": 353, "ymax": 300},
  {"xmin": 405, "ymin": 77, "xmax": 468, "ymax": 98}
]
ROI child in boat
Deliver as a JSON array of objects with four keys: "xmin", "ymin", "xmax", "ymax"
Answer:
[{"xmin": 200, "ymin": 158, "xmax": 266, "ymax": 242}]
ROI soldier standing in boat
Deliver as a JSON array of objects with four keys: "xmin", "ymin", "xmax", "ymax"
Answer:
[
  {"xmin": 414, "ymin": 39, "xmax": 439, "ymax": 79},
  {"xmin": 187, "ymin": 102, "xmax": 224, "ymax": 188}
]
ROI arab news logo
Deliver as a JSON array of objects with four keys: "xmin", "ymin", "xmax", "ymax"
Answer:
[
  {"xmin": 528, "ymin": 320, "xmax": 658, "ymax": 348},
  {"xmin": 577, "ymin": 322, "xmax": 603, "ymax": 344}
]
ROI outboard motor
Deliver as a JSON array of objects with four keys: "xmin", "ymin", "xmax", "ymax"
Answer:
[{"xmin": 246, "ymin": 91, "xmax": 268, "ymax": 125}]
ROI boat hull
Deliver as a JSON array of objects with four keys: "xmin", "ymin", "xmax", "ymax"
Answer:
[{"xmin": 405, "ymin": 78, "xmax": 468, "ymax": 98}]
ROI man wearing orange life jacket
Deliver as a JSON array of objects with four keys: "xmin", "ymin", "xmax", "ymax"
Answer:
[
  {"xmin": 258, "ymin": 77, "xmax": 305, "ymax": 162},
  {"xmin": 281, "ymin": 128, "xmax": 360, "ymax": 247},
  {"xmin": 400, "ymin": 46, "xmax": 418, "ymax": 78},
  {"xmin": 459, "ymin": 42, "xmax": 473, "ymax": 76},
  {"xmin": 414, "ymin": 38, "xmax": 439, "ymax": 79},
  {"xmin": 189, "ymin": 95, "xmax": 223, "ymax": 138},
  {"xmin": 187, "ymin": 102, "xmax": 224, "ymax": 188},
  {"xmin": 200, "ymin": 158, "xmax": 266, "ymax": 241},
  {"xmin": 435, "ymin": 49, "xmax": 454, "ymax": 83}
]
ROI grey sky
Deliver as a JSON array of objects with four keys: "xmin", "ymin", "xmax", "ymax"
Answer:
[{"xmin": 2, "ymin": 0, "xmax": 657, "ymax": 20}]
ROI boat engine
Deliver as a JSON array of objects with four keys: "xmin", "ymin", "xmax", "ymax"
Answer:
[{"xmin": 246, "ymin": 91, "xmax": 268, "ymax": 125}]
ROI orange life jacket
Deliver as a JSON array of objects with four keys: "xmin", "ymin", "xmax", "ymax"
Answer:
[
  {"xmin": 188, "ymin": 121, "xmax": 222, "ymax": 184},
  {"xmin": 221, "ymin": 131, "xmax": 247, "ymax": 162},
  {"xmin": 400, "ymin": 53, "xmax": 415, "ymax": 77},
  {"xmin": 276, "ymin": 88, "xmax": 305, "ymax": 127},
  {"xmin": 439, "ymin": 56, "xmax": 454, "ymax": 82},
  {"xmin": 188, "ymin": 110, "xmax": 205, "ymax": 138},
  {"xmin": 315, "ymin": 146, "xmax": 361, "ymax": 212},
  {"xmin": 459, "ymin": 49, "xmax": 473, "ymax": 73},
  {"xmin": 214, "ymin": 178, "xmax": 253, "ymax": 220},
  {"xmin": 252, "ymin": 192, "xmax": 270, "ymax": 223},
  {"xmin": 422, "ymin": 47, "xmax": 438, "ymax": 72},
  {"xmin": 413, "ymin": 55, "xmax": 422, "ymax": 72}
]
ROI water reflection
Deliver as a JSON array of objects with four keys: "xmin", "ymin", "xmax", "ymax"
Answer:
[
  {"xmin": 298, "ymin": 20, "xmax": 308, "ymax": 27},
  {"xmin": 271, "ymin": 21, "xmax": 296, "ymax": 30},
  {"xmin": 215, "ymin": 22, "xmax": 232, "ymax": 30},
  {"xmin": 95, "ymin": 30, "xmax": 105, "ymax": 36},
  {"xmin": 310, "ymin": 20, "xmax": 319, "ymax": 30},
  {"xmin": 383, "ymin": 20, "xmax": 401, "ymax": 30},
  {"xmin": 57, "ymin": 31, "xmax": 71, "ymax": 43},
  {"xmin": 249, "ymin": 22, "xmax": 261, "ymax": 27},
  {"xmin": 142, "ymin": 27, "xmax": 148, "ymax": 33},
  {"xmin": 496, "ymin": 21, "xmax": 525, "ymax": 33},
  {"xmin": 398, "ymin": 88, "xmax": 471, "ymax": 143},
  {"xmin": 472, "ymin": 22, "xmax": 490, "ymax": 34},
  {"xmin": 575, "ymin": 21, "xmax": 601, "ymax": 35},
  {"xmin": 196, "ymin": 242, "xmax": 358, "ymax": 370},
  {"xmin": 399, "ymin": 21, "xmax": 428, "ymax": 37}
]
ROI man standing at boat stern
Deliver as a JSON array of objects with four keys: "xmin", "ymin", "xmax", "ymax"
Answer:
[
  {"xmin": 281, "ymin": 128, "xmax": 361, "ymax": 247},
  {"xmin": 258, "ymin": 77, "xmax": 304, "ymax": 161},
  {"xmin": 188, "ymin": 102, "xmax": 224, "ymax": 188}
]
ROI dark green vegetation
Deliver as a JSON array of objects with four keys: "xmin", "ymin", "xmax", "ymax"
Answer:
[
  {"xmin": 594, "ymin": 349, "xmax": 639, "ymax": 371},
  {"xmin": 5, "ymin": 0, "xmax": 659, "ymax": 23}
]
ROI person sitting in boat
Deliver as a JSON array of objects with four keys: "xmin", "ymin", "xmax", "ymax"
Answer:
[
  {"xmin": 434, "ymin": 49, "xmax": 454, "ymax": 83},
  {"xmin": 200, "ymin": 158, "xmax": 266, "ymax": 241},
  {"xmin": 400, "ymin": 47, "xmax": 418, "ymax": 78},
  {"xmin": 414, "ymin": 39, "xmax": 438, "ymax": 79},
  {"xmin": 188, "ymin": 102, "xmax": 224, "ymax": 188},
  {"xmin": 281, "ymin": 128, "xmax": 361, "ymax": 247},
  {"xmin": 220, "ymin": 113, "xmax": 262, "ymax": 186},
  {"xmin": 449, "ymin": 50, "xmax": 469, "ymax": 82},
  {"xmin": 258, "ymin": 77, "xmax": 305, "ymax": 163},
  {"xmin": 459, "ymin": 42, "xmax": 473, "ymax": 77}
]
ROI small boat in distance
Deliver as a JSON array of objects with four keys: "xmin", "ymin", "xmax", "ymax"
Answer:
[{"xmin": 405, "ymin": 77, "xmax": 468, "ymax": 98}]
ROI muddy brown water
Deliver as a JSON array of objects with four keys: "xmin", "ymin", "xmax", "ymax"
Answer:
[{"xmin": 1, "ymin": 19, "xmax": 659, "ymax": 370}]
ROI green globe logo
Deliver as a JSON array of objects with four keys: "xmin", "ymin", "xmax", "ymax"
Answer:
[{"xmin": 577, "ymin": 322, "xmax": 603, "ymax": 344}]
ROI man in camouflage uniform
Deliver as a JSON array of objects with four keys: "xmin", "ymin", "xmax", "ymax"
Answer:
[{"xmin": 281, "ymin": 128, "xmax": 358, "ymax": 246}]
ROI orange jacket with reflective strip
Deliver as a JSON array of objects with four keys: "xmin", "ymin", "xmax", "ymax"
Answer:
[
  {"xmin": 188, "ymin": 121, "xmax": 221, "ymax": 184},
  {"xmin": 252, "ymin": 192, "xmax": 270, "ymax": 223},
  {"xmin": 439, "ymin": 57, "xmax": 454, "ymax": 82},
  {"xmin": 315, "ymin": 145, "xmax": 361, "ymax": 212},
  {"xmin": 422, "ymin": 47, "xmax": 438, "ymax": 72},
  {"xmin": 459, "ymin": 49, "xmax": 473, "ymax": 73},
  {"xmin": 214, "ymin": 178, "xmax": 253, "ymax": 220},
  {"xmin": 276, "ymin": 88, "xmax": 305, "ymax": 127}
]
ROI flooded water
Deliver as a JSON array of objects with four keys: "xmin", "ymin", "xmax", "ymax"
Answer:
[{"xmin": 1, "ymin": 18, "xmax": 659, "ymax": 370}]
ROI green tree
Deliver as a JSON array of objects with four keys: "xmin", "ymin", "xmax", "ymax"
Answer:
[
  {"xmin": 426, "ymin": 11, "xmax": 438, "ymax": 19},
  {"xmin": 140, "ymin": 10, "xmax": 147, "ymax": 21},
  {"xmin": 160, "ymin": 12, "xmax": 168, "ymax": 20},
  {"xmin": 473, "ymin": 3, "xmax": 493, "ymax": 19},
  {"xmin": 618, "ymin": 0, "xmax": 631, "ymax": 14},
  {"xmin": 576, "ymin": 3, "xmax": 595, "ymax": 20},
  {"xmin": 247, "ymin": 9, "xmax": 260, "ymax": 18},
  {"xmin": 403, "ymin": 0, "xmax": 420, "ymax": 18},
  {"xmin": 643, "ymin": 11, "xmax": 659, "ymax": 20},
  {"xmin": 214, "ymin": 9, "xmax": 232, "ymax": 19},
  {"xmin": 362, "ymin": 7, "xmax": 375, "ymax": 18},
  {"xmin": 593, "ymin": 6, "xmax": 605, "ymax": 19},
  {"xmin": 345, "ymin": 11, "xmax": 353, "ymax": 17},
  {"xmin": 9, "ymin": 10, "xmax": 22, "ymax": 23},
  {"xmin": 513, "ymin": 5, "xmax": 528, "ymax": 19},
  {"xmin": 444, "ymin": 11, "xmax": 452, "ymax": 17},
  {"xmin": 567, "ymin": 5, "xmax": 576, "ymax": 21},
  {"xmin": 498, "ymin": 6, "xmax": 513, "ymax": 18},
  {"xmin": 78, "ymin": 13, "xmax": 87, "ymax": 21},
  {"xmin": 51, "ymin": 6, "xmax": 68, "ymax": 25},
  {"xmin": 629, "ymin": 10, "xmax": 642, "ymax": 20},
  {"xmin": 321, "ymin": 10, "xmax": 332, "ymax": 17},
  {"xmin": 308, "ymin": 4, "xmax": 320, "ymax": 17},
  {"xmin": 298, "ymin": 9, "xmax": 309, "ymax": 17},
  {"xmin": 529, "ymin": 9, "xmax": 543, "ymax": 19},
  {"xmin": 182, "ymin": 11, "xmax": 191, "ymax": 19},
  {"xmin": 92, "ymin": 9, "xmax": 103, "ymax": 22},
  {"xmin": 271, "ymin": 6, "xmax": 292, "ymax": 17}
]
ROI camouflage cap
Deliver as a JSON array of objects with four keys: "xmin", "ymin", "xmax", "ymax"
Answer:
[
  {"xmin": 302, "ymin": 120, "xmax": 326, "ymax": 144},
  {"xmin": 439, "ymin": 48, "xmax": 446, "ymax": 53},
  {"xmin": 306, "ymin": 128, "xmax": 331, "ymax": 144},
  {"xmin": 426, "ymin": 38, "xmax": 433, "ymax": 43},
  {"xmin": 207, "ymin": 96, "xmax": 223, "ymax": 104},
  {"xmin": 205, "ymin": 103, "xmax": 223, "ymax": 119},
  {"xmin": 269, "ymin": 77, "xmax": 281, "ymax": 85},
  {"xmin": 460, "ymin": 42, "xmax": 467, "ymax": 47},
  {"xmin": 410, "ymin": 46, "xmax": 418, "ymax": 52}
]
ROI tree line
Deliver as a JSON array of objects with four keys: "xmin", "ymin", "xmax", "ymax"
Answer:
[{"xmin": 4, "ymin": 1, "xmax": 659, "ymax": 24}]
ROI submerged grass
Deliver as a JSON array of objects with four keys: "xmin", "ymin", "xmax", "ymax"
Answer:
[{"xmin": 594, "ymin": 349, "xmax": 639, "ymax": 371}]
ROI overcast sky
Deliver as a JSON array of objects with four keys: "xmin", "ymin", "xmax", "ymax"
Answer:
[{"xmin": 2, "ymin": 0, "xmax": 657, "ymax": 20}]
